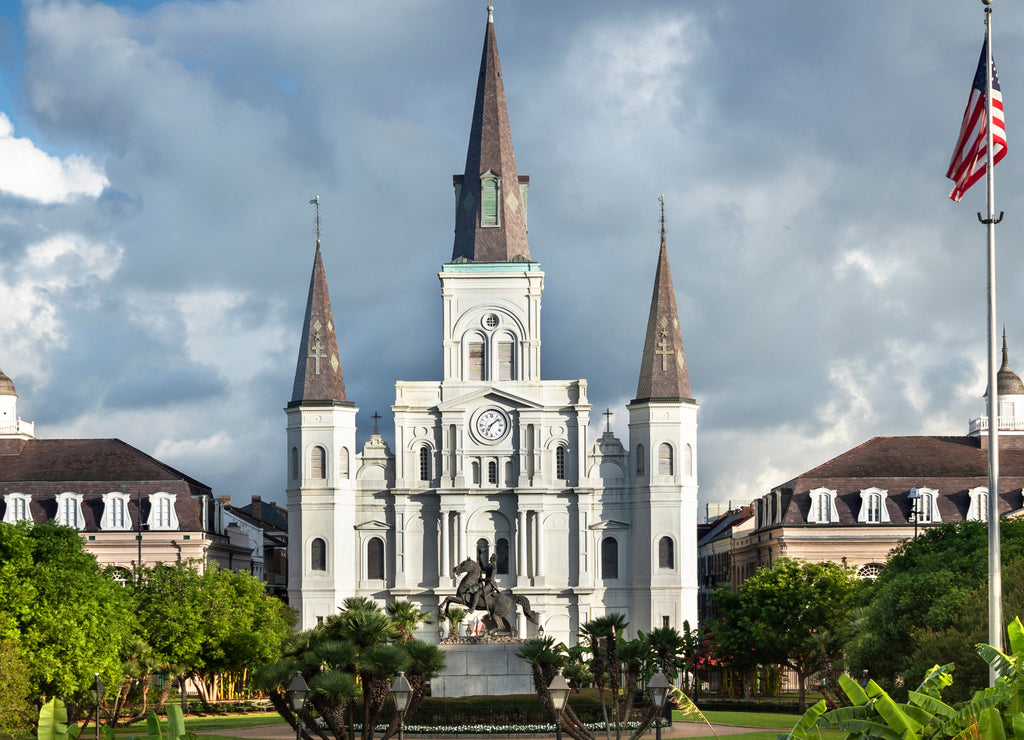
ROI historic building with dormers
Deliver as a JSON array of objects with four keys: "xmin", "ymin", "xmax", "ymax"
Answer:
[{"xmin": 286, "ymin": 7, "xmax": 699, "ymax": 644}]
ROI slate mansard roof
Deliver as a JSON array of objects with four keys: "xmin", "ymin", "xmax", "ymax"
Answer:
[
  {"xmin": 0, "ymin": 437, "xmax": 213, "ymax": 531},
  {"xmin": 771, "ymin": 435, "xmax": 1024, "ymax": 526}
]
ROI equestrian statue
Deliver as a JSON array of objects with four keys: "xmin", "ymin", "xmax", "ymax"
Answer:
[{"xmin": 439, "ymin": 554, "xmax": 539, "ymax": 636}]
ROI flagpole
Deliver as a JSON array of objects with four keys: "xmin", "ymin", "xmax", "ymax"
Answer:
[{"xmin": 981, "ymin": 0, "xmax": 1003, "ymax": 673}]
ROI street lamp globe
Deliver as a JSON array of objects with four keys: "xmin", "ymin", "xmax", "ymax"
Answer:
[{"xmin": 288, "ymin": 671, "xmax": 309, "ymax": 712}]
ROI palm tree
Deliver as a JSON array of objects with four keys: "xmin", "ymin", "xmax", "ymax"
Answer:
[
  {"xmin": 386, "ymin": 600, "xmax": 432, "ymax": 642},
  {"xmin": 357, "ymin": 643, "xmax": 409, "ymax": 740},
  {"xmin": 382, "ymin": 640, "xmax": 446, "ymax": 740},
  {"xmin": 581, "ymin": 613, "xmax": 629, "ymax": 740},
  {"xmin": 516, "ymin": 638, "xmax": 593, "ymax": 740}
]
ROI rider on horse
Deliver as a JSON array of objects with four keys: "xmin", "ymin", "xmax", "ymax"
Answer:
[{"xmin": 466, "ymin": 553, "xmax": 498, "ymax": 612}]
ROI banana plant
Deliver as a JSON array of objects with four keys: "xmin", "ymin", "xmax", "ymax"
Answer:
[{"xmin": 779, "ymin": 617, "xmax": 1024, "ymax": 740}]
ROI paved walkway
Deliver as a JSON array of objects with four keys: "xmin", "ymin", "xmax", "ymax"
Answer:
[{"xmin": 204, "ymin": 721, "xmax": 781, "ymax": 740}]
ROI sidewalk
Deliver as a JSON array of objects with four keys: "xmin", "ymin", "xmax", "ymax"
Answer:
[{"xmin": 204, "ymin": 721, "xmax": 780, "ymax": 740}]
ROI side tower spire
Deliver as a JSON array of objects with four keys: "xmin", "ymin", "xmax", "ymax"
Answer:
[
  {"xmin": 290, "ymin": 197, "xmax": 347, "ymax": 406},
  {"xmin": 634, "ymin": 196, "xmax": 692, "ymax": 402},
  {"xmin": 451, "ymin": 3, "xmax": 530, "ymax": 262},
  {"xmin": 286, "ymin": 198, "xmax": 358, "ymax": 629},
  {"xmin": 627, "ymin": 196, "xmax": 698, "ymax": 634}
]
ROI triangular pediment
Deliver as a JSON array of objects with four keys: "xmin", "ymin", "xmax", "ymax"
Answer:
[
  {"xmin": 355, "ymin": 519, "xmax": 390, "ymax": 531},
  {"xmin": 589, "ymin": 519, "xmax": 629, "ymax": 531},
  {"xmin": 437, "ymin": 386, "xmax": 544, "ymax": 412}
]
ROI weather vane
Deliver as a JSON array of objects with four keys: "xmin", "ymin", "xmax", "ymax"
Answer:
[{"xmin": 309, "ymin": 195, "xmax": 321, "ymax": 250}]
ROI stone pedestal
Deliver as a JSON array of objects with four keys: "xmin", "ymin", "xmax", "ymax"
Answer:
[{"xmin": 432, "ymin": 639, "xmax": 533, "ymax": 697}]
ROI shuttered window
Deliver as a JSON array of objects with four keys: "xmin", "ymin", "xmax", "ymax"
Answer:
[{"xmin": 481, "ymin": 179, "xmax": 499, "ymax": 226}]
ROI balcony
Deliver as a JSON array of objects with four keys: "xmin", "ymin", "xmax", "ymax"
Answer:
[{"xmin": 969, "ymin": 416, "xmax": 1024, "ymax": 434}]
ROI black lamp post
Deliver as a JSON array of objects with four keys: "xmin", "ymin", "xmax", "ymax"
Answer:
[
  {"xmin": 908, "ymin": 489, "xmax": 921, "ymax": 539},
  {"xmin": 288, "ymin": 671, "xmax": 309, "ymax": 740},
  {"xmin": 647, "ymin": 671, "xmax": 671, "ymax": 740},
  {"xmin": 90, "ymin": 673, "xmax": 105, "ymax": 740},
  {"xmin": 390, "ymin": 671, "xmax": 413, "ymax": 740},
  {"xmin": 548, "ymin": 669, "xmax": 570, "ymax": 740}
]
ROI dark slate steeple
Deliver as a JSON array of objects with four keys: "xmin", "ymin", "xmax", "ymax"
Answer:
[
  {"xmin": 451, "ymin": 3, "xmax": 530, "ymax": 263},
  {"xmin": 634, "ymin": 200, "xmax": 692, "ymax": 402},
  {"xmin": 290, "ymin": 209, "xmax": 347, "ymax": 406}
]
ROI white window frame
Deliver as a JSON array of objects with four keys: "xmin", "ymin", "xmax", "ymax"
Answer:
[
  {"xmin": 807, "ymin": 487, "xmax": 839, "ymax": 524},
  {"xmin": 2, "ymin": 493, "xmax": 31, "ymax": 524},
  {"xmin": 968, "ymin": 487, "xmax": 989, "ymax": 522},
  {"xmin": 858, "ymin": 487, "xmax": 890, "ymax": 524},
  {"xmin": 910, "ymin": 487, "xmax": 941, "ymax": 524},
  {"xmin": 100, "ymin": 492, "xmax": 133, "ymax": 531},
  {"xmin": 147, "ymin": 492, "xmax": 179, "ymax": 531},
  {"xmin": 56, "ymin": 492, "xmax": 85, "ymax": 530}
]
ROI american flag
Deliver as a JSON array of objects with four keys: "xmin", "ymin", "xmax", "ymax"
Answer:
[{"xmin": 947, "ymin": 39, "xmax": 1007, "ymax": 203}]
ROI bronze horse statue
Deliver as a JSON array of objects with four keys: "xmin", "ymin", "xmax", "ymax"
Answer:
[{"xmin": 439, "ymin": 557, "xmax": 538, "ymax": 635}]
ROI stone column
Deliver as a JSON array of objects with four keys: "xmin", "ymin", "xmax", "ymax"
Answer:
[
  {"xmin": 518, "ymin": 510, "xmax": 528, "ymax": 583},
  {"xmin": 456, "ymin": 511, "xmax": 465, "ymax": 564},
  {"xmin": 535, "ymin": 509, "xmax": 546, "ymax": 581},
  {"xmin": 439, "ymin": 510, "xmax": 449, "ymax": 586}
]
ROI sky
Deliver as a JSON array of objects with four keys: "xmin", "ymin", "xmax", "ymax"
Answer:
[{"xmin": 2, "ymin": 0, "xmax": 1024, "ymax": 516}]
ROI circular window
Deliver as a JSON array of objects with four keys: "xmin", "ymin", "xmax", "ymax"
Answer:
[{"xmin": 483, "ymin": 314, "xmax": 500, "ymax": 329}]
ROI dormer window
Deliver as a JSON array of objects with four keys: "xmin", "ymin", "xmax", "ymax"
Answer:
[
  {"xmin": 807, "ymin": 487, "xmax": 838, "ymax": 524},
  {"xmin": 56, "ymin": 492, "xmax": 85, "ymax": 530},
  {"xmin": 147, "ymin": 492, "xmax": 179, "ymax": 531},
  {"xmin": 968, "ymin": 487, "xmax": 989, "ymax": 521},
  {"xmin": 100, "ymin": 492, "xmax": 133, "ymax": 531},
  {"xmin": 2, "ymin": 493, "xmax": 31, "ymax": 524},
  {"xmin": 858, "ymin": 488, "xmax": 890, "ymax": 524},
  {"xmin": 480, "ymin": 172, "xmax": 500, "ymax": 227}
]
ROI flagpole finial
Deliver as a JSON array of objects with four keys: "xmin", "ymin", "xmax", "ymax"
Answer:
[{"xmin": 309, "ymin": 196, "xmax": 321, "ymax": 251}]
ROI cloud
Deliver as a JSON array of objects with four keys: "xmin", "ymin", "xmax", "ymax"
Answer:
[{"xmin": 0, "ymin": 113, "xmax": 107, "ymax": 203}]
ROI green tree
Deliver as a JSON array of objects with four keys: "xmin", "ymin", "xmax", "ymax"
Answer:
[
  {"xmin": 134, "ymin": 561, "xmax": 293, "ymax": 711},
  {"xmin": 0, "ymin": 521, "xmax": 136, "ymax": 713},
  {"xmin": 715, "ymin": 558, "xmax": 859, "ymax": 712},
  {"xmin": 0, "ymin": 638, "xmax": 33, "ymax": 736},
  {"xmin": 847, "ymin": 519, "xmax": 1024, "ymax": 700}
]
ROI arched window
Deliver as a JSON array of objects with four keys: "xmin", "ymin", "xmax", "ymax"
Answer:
[
  {"xmin": 497, "ymin": 336, "xmax": 515, "ymax": 381},
  {"xmin": 472, "ymin": 461, "xmax": 481, "ymax": 485},
  {"xmin": 468, "ymin": 339, "xmax": 485, "ymax": 381},
  {"xmin": 556, "ymin": 445, "xmax": 567, "ymax": 480},
  {"xmin": 659, "ymin": 537, "xmax": 674, "ymax": 569},
  {"xmin": 496, "ymin": 538, "xmax": 510, "ymax": 574},
  {"xmin": 636, "ymin": 444, "xmax": 645, "ymax": 475},
  {"xmin": 857, "ymin": 563, "xmax": 883, "ymax": 580},
  {"xmin": 419, "ymin": 446, "xmax": 431, "ymax": 482},
  {"xmin": 658, "ymin": 443, "xmax": 673, "ymax": 475},
  {"xmin": 601, "ymin": 537, "xmax": 619, "ymax": 580},
  {"xmin": 339, "ymin": 446, "xmax": 350, "ymax": 478},
  {"xmin": 504, "ymin": 460, "xmax": 515, "ymax": 487},
  {"xmin": 476, "ymin": 538, "xmax": 490, "ymax": 565},
  {"xmin": 310, "ymin": 446, "xmax": 326, "ymax": 479},
  {"xmin": 290, "ymin": 447, "xmax": 299, "ymax": 480},
  {"xmin": 968, "ymin": 487, "xmax": 989, "ymax": 521},
  {"xmin": 100, "ymin": 492, "xmax": 132, "ymax": 531},
  {"xmin": 367, "ymin": 537, "xmax": 384, "ymax": 580},
  {"xmin": 488, "ymin": 460, "xmax": 498, "ymax": 484},
  {"xmin": 147, "ymin": 492, "xmax": 179, "ymax": 531},
  {"xmin": 684, "ymin": 444, "xmax": 693, "ymax": 476},
  {"xmin": 311, "ymin": 538, "xmax": 327, "ymax": 571}
]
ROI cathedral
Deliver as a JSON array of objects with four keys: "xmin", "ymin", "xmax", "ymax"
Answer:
[{"xmin": 286, "ymin": 7, "xmax": 698, "ymax": 644}]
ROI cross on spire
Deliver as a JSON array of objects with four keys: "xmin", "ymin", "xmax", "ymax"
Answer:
[
  {"xmin": 655, "ymin": 331, "xmax": 673, "ymax": 371},
  {"xmin": 371, "ymin": 411, "xmax": 382, "ymax": 435},
  {"xmin": 603, "ymin": 408, "xmax": 613, "ymax": 433},
  {"xmin": 309, "ymin": 331, "xmax": 327, "ymax": 374}
]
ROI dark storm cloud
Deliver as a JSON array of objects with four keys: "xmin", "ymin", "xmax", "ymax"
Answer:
[{"xmin": 3, "ymin": 0, "xmax": 1021, "ymax": 507}]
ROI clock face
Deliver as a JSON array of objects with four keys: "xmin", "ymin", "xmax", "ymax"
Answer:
[{"xmin": 476, "ymin": 409, "xmax": 508, "ymax": 441}]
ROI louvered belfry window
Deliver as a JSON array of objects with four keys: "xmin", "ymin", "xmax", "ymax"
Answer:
[
  {"xmin": 498, "ymin": 341, "xmax": 515, "ymax": 381},
  {"xmin": 481, "ymin": 178, "xmax": 499, "ymax": 227},
  {"xmin": 469, "ymin": 341, "xmax": 485, "ymax": 381}
]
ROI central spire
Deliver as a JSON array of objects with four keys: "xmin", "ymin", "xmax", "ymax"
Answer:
[{"xmin": 451, "ymin": 4, "xmax": 530, "ymax": 263}]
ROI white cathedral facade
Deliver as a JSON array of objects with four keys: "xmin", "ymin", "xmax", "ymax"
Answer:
[{"xmin": 287, "ymin": 8, "xmax": 698, "ymax": 644}]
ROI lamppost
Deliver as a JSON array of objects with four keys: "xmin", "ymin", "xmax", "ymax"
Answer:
[
  {"xmin": 908, "ymin": 489, "xmax": 921, "ymax": 539},
  {"xmin": 90, "ymin": 673, "xmax": 105, "ymax": 740},
  {"xmin": 288, "ymin": 671, "xmax": 309, "ymax": 740},
  {"xmin": 647, "ymin": 671, "xmax": 671, "ymax": 740},
  {"xmin": 547, "ymin": 669, "xmax": 570, "ymax": 740},
  {"xmin": 390, "ymin": 672, "xmax": 413, "ymax": 740}
]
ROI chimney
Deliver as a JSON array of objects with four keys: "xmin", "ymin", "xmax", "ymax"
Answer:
[{"xmin": 251, "ymin": 494, "xmax": 262, "ymax": 521}]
